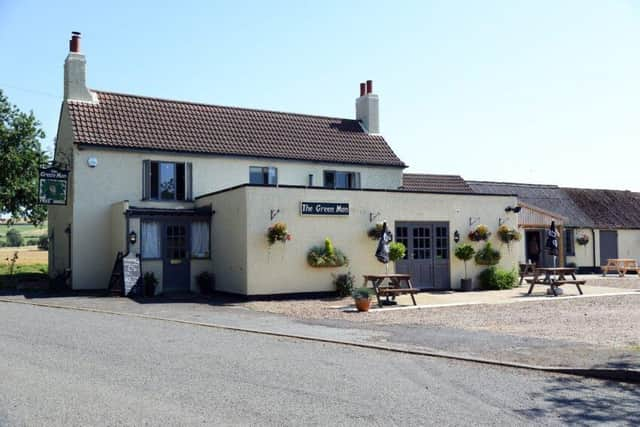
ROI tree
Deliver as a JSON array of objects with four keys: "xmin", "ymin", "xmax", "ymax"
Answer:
[
  {"xmin": 5, "ymin": 228, "xmax": 24, "ymax": 247},
  {"xmin": 0, "ymin": 89, "xmax": 49, "ymax": 225}
]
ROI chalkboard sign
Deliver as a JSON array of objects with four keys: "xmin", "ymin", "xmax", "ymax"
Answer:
[{"xmin": 122, "ymin": 255, "xmax": 141, "ymax": 296}]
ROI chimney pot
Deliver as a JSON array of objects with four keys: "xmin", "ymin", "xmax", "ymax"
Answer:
[
  {"xmin": 359, "ymin": 83, "xmax": 366, "ymax": 97},
  {"xmin": 69, "ymin": 32, "xmax": 81, "ymax": 53},
  {"xmin": 366, "ymin": 80, "xmax": 373, "ymax": 94}
]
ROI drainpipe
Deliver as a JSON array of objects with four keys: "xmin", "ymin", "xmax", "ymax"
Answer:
[{"xmin": 591, "ymin": 228, "xmax": 597, "ymax": 271}]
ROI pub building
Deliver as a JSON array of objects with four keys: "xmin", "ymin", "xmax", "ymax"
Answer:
[{"xmin": 48, "ymin": 32, "xmax": 519, "ymax": 295}]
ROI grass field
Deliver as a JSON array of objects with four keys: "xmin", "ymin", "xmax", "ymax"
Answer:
[
  {"xmin": 0, "ymin": 247, "xmax": 48, "ymax": 287},
  {"xmin": 0, "ymin": 224, "xmax": 48, "ymax": 246}
]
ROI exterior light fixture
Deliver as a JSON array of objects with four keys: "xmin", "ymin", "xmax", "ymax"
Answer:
[
  {"xmin": 505, "ymin": 206, "xmax": 522, "ymax": 213},
  {"xmin": 128, "ymin": 230, "xmax": 137, "ymax": 245},
  {"xmin": 453, "ymin": 230, "xmax": 460, "ymax": 243}
]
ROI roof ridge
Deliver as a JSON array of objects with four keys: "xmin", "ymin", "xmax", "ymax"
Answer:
[
  {"xmin": 468, "ymin": 180, "xmax": 559, "ymax": 188},
  {"xmin": 79, "ymin": 89, "xmax": 364, "ymax": 123},
  {"xmin": 403, "ymin": 173, "xmax": 464, "ymax": 178}
]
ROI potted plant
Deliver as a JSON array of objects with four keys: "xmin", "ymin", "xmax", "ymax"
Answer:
[
  {"xmin": 333, "ymin": 271, "xmax": 355, "ymax": 297},
  {"xmin": 267, "ymin": 222, "xmax": 292, "ymax": 245},
  {"xmin": 196, "ymin": 271, "xmax": 215, "ymax": 295},
  {"xmin": 307, "ymin": 238, "xmax": 349, "ymax": 267},
  {"xmin": 474, "ymin": 242, "xmax": 501, "ymax": 266},
  {"xmin": 143, "ymin": 272, "xmax": 158, "ymax": 297},
  {"xmin": 389, "ymin": 242, "xmax": 407, "ymax": 263},
  {"xmin": 454, "ymin": 244, "xmax": 475, "ymax": 291},
  {"xmin": 468, "ymin": 224, "xmax": 491, "ymax": 242},
  {"xmin": 352, "ymin": 287, "xmax": 373, "ymax": 312},
  {"xmin": 497, "ymin": 224, "xmax": 521, "ymax": 246}
]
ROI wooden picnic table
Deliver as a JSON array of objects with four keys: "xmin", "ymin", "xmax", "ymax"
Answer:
[
  {"xmin": 519, "ymin": 263, "xmax": 537, "ymax": 286},
  {"xmin": 526, "ymin": 267, "xmax": 585, "ymax": 296},
  {"xmin": 601, "ymin": 258, "xmax": 639, "ymax": 277},
  {"xmin": 362, "ymin": 274, "xmax": 418, "ymax": 308}
]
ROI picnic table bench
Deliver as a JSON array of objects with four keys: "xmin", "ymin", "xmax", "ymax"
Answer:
[
  {"xmin": 526, "ymin": 267, "xmax": 585, "ymax": 296},
  {"xmin": 601, "ymin": 258, "xmax": 640, "ymax": 277},
  {"xmin": 519, "ymin": 263, "xmax": 537, "ymax": 286},
  {"xmin": 362, "ymin": 274, "xmax": 418, "ymax": 308}
]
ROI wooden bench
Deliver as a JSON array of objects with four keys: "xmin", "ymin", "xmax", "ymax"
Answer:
[
  {"xmin": 601, "ymin": 259, "xmax": 640, "ymax": 277},
  {"xmin": 362, "ymin": 274, "xmax": 418, "ymax": 307}
]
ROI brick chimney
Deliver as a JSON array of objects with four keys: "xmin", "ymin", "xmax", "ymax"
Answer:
[
  {"xmin": 64, "ymin": 32, "xmax": 96, "ymax": 103},
  {"xmin": 355, "ymin": 79, "xmax": 379, "ymax": 134}
]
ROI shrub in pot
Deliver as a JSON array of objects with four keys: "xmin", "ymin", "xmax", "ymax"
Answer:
[
  {"xmin": 389, "ymin": 242, "xmax": 406, "ymax": 262},
  {"xmin": 352, "ymin": 287, "xmax": 373, "ymax": 312},
  {"xmin": 333, "ymin": 271, "xmax": 355, "ymax": 297},
  {"xmin": 143, "ymin": 272, "xmax": 158, "ymax": 297},
  {"xmin": 196, "ymin": 271, "xmax": 215, "ymax": 295},
  {"xmin": 454, "ymin": 243, "xmax": 475, "ymax": 291}
]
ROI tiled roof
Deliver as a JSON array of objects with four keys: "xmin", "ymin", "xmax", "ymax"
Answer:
[
  {"xmin": 67, "ymin": 91, "xmax": 406, "ymax": 167},
  {"xmin": 563, "ymin": 188, "xmax": 640, "ymax": 229},
  {"xmin": 467, "ymin": 181, "xmax": 596, "ymax": 228},
  {"xmin": 401, "ymin": 174, "xmax": 473, "ymax": 193}
]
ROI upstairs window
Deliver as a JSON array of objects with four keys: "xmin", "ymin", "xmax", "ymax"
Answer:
[
  {"xmin": 250, "ymin": 166, "xmax": 278, "ymax": 185},
  {"xmin": 143, "ymin": 160, "xmax": 192, "ymax": 201},
  {"xmin": 324, "ymin": 171, "xmax": 361, "ymax": 189}
]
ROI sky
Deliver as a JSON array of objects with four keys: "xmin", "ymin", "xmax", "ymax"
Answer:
[{"xmin": 1, "ymin": 0, "xmax": 639, "ymax": 190}]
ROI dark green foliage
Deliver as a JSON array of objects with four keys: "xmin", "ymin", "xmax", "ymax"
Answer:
[
  {"xmin": 455, "ymin": 243, "xmax": 476, "ymax": 279},
  {"xmin": 307, "ymin": 238, "xmax": 348, "ymax": 267},
  {"xmin": 37, "ymin": 235, "xmax": 48, "ymax": 250},
  {"xmin": 478, "ymin": 266, "xmax": 518, "ymax": 290},
  {"xmin": 333, "ymin": 271, "xmax": 355, "ymax": 297},
  {"xmin": 5, "ymin": 228, "xmax": 23, "ymax": 247},
  {"xmin": 352, "ymin": 287, "xmax": 373, "ymax": 300},
  {"xmin": 475, "ymin": 242, "xmax": 501, "ymax": 266},
  {"xmin": 389, "ymin": 242, "xmax": 406, "ymax": 262},
  {"xmin": 0, "ymin": 90, "xmax": 49, "ymax": 225}
]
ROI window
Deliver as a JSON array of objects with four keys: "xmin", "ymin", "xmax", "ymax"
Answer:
[
  {"xmin": 249, "ymin": 166, "xmax": 277, "ymax": 185},
  {"xmin": 323, "ymin": 171, "xmax": 361, "ymax": 189},
  {"xmin": 191, "ymin": 221, "xmax": 210, "ymax": 259},
  {"xmin": 565, "ymin": 228, "xmax": 575, "ymax": 256},
  {"xmin": 143, "ymin": 160, "xmax": 192, "ymax": 201},
  {"xmin": 141, "ymin": 221, "xmax": 161, "ymax": 259},
  {"xmin": 435, "ymin": 226, "xmax": 448, "ymax": 259}
]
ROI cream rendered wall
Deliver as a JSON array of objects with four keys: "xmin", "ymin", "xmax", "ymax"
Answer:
[
  {"xmin": 566, "ymin": 228, "xmax": 595, "ymax": 268},
  {"xmin": 236, "ymin": 187, "xmax": 519, "ymax": 295},
  {"xmin": 110, "ymin": 201, "xmax": 128, "ymax": 257},
  {"xmin": 48, "ymin": 103, "xmax": 75, "ymax": 277},
  {"xmin": 195, "ymin": 189, "xmax": 247, "ymax": 294},
  {"xmin": 68, "ymin": 146, "xmax": 400, "ymax": 289},
  {"xmin": 617, "ymin": 230, "xmax": 640, "ymax": 262}
]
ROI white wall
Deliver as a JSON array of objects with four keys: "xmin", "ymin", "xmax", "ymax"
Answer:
[
  {"xmin": 617, "ymin": 229, "xmax": 640, "ymax": 262},
  {"xmin": 199, "ymin": 186, "xmax": 520, "ymax": 295}
]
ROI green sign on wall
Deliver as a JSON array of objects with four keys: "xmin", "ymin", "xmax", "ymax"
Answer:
[{"xmin": 38, "ymin": 167, "xmax": 69, "ymax": 205}]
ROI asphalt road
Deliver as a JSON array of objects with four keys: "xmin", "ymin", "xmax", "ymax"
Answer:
[{"xmin": 0, "ymin": 302, "xmax": 637, "ymax": 426}]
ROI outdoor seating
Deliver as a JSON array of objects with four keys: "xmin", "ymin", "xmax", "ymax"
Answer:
[
  {"xmin": 601, "ymin": 258, "xmax": 640, "ymax": 277},
  {"xmin": 526, "ymin": 267, "xmax": 585, "ymax": 296},
  {"xmin": 518, "ymin": 263, "xmax": 537, "ymax": 286},
  {"xmin": 362, "ymin": 274, "xmax": 418, "ymax": 307}
]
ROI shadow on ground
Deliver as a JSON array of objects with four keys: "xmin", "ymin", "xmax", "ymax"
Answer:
[{"xmin": 517, "ymin": 375, "xmax": 639, "ymax": 425}]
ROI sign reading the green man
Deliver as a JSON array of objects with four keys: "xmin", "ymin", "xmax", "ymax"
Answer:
[{"xmin": 38, "ymin": 167, "xmax": 69, "ymax": 205}]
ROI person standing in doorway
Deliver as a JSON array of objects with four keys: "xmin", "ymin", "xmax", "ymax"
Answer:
[{"xmin": 528, "ymin": 233, "xmax": 540, "ymax": 265}]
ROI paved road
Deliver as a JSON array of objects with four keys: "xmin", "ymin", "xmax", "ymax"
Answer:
[{"xmin": 0, "ymin": 302, "xmax": 637, "ymax": 426}]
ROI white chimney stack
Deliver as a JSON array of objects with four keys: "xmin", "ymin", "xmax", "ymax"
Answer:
[
  {"xmin": 355, "ymin": 79, "xmax": 379, "ymax": 134},
  {"xmin": 64, "ymin": 32, "xmax": 96, "ymax": 103}
]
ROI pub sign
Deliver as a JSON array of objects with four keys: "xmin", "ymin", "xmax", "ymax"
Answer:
[
  {"xmin": 300, "ymin": 202, "xmax": 349, "ymax": 216},
  {"xmin": 38, "ymin": 167, "xmax": 69, "ymax": 205}
]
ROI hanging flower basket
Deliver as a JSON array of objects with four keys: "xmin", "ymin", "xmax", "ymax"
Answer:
[
  {"xmin": 307, "ymin": 238, "xmax": 348, "ymax": 267},
  {"xmin": 576, "ymin": 233, "xmax": 590, "ymax": 246},
  {"xmin": 497, "ymin": 224, "xmax": 521, "ymax": 244},
  {"xmin": 267, "ymin": 222, "xmax": 292, "ymax": 245},
  {"xmin": 367, "ymin": 223, "xmax": 384, "ymax": 240},
  {"xmin": 468, "ymin": 224, "xmax": 491, "ymax": 242}
]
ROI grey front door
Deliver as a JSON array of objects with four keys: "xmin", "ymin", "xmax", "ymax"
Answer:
[
  {"xmin": 599, "ymin": 230, "xmax": 618, "ymax": 265},
  {"xmin": 395, "ymin": 222, "xmax": 451, "ymax": 290},
  {"xmin": 163, "ymin": 222, "xmax": 190, "ymax": 293}
]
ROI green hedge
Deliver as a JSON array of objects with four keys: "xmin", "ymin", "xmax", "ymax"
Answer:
[{"xmin": 478, "ymin": 266, "xmax": 518, "ymax": 290}]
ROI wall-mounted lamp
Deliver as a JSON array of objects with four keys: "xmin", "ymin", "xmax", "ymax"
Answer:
[
  {"xmin": 128, "ymin": 230, "xmax": 137, "ymax": 245},
  {"xmin": 505, "ymin": 206, "xmax": 522, "ymax": 213},
  {"xmin": 370, "ymin": 212, "xmax": 381, "ymax": 223},
  {"xmin": 270, "ymin": 209, "xmax": 280, "ymax": 221},
  {"xmin": 453, "ymin": 230, "xmax": 460, "ymax": 243}
]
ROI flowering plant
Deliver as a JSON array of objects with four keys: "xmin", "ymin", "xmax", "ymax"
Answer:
[
  {"xmin": 267, "ymin": 222, "xmax": 292, "ymax": 245},
  {"xmin": 576, "ymin": 233, "xmax": 590, "ymax": 246},
  {"xmin": 468, "ymin": 224, "xmax": 491, "ymax": 241},
  {"xmin": 497, "ymin": 224, "xmax": 521, "ymax": 244},
  {"xmin": 367, "ymin": 223, "xmax": 384, "ymax": 240}
]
